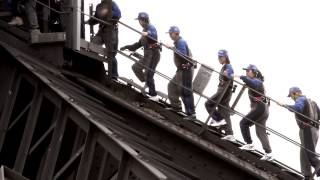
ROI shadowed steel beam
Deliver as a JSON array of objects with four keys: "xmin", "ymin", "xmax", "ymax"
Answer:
[
  {"xmin": 7, "ymin": 101, "xmax": 32, "ymax": 131},
  {"xmin": 116, "ymin": 151, "xmax": 130, "ymax": 180},
  {"xmin": 28, "ymin": 121, "xmax": 56, "ymax": 155},
  {"xmin": 129, "ymin": 157, "xmax": 168, "ymax": 180},
  {"xmin": 116, "ymin": 150, "xmax": 165, "ymax": 180},
  {"xmin": 0, "ymin": 70, "xmax": 20, "ymax": 152},
  {"xmin": 39, "ymin": 104, "xmax": 69, "ymax": 180},
  {"xmin": 97, "ymin": 152, "xmax": 109, "ymax": 180},
  {"xmin": 53, "ymin": 145, "xmax": 84, "ymax": 180},
  {"xmin": 14, "ymin": 84, "xmax": 42, "ymax": 172},
  {"xmin": 76, "ymin": 125, "xmax": 97, "ymax": 180},
  {"xmin": 95, "ymin": 125, "xmax": 168, "ymax": 180}
]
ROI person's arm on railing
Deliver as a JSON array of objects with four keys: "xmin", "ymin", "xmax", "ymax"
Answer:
[
  {"xmin": 120, "ymin": 39, "xmax": 143, "ymax": 52},
  {"xmin": 240, "ymin": 76, "xmax": 261, "ymax": 88},
  {"xmin": 85, "ymin": 3, "xmax": 108, "ymax": 26}
]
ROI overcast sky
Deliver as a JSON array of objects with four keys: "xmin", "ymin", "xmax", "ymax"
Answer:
[{"xmin": 85, "ymin": 0, "xmax": 320, "ymax": 172}]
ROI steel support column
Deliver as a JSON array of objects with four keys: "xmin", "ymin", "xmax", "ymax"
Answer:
[
  {"xmin": 39, "ymin": 104, "xmax": 69, "ymax": 180},
  {"xmin": 53, "ymin": 145, "xmax": 84, "ymax": 180},
  {"xmin": 28, "ymin": 121, "xmax": 56, "ymax": 155},
  {"xmin": 0, "ymin": 70, "xmax": 20, "ymax": 152},
  {"xmin": 97, "ymin": 152, "xmax": 110, "ymax": 180},
  {"xmin": 76, "ymin": 124, "xmax": 97, "ymax": 180},
  {"xmin": 14, "ymin": 84, "xmax": 42, "ymax": 172},
  {"xmin": 116, "ymin": 151, "xmax": 130, "ymax": 180},
  {"xmin": 72, "ymin": 0, "xmax": 81, "ymax": 50},
  {"xmin": 61, "ymin": 0, "xmax": 80, "ymax": 50},
  {"xmin": 96, "ymin": 130, "xmax": 168, "ymax": 180},
  {"xmin": 6, "ymin": 102, "xmax": 32, "ymax": 132}
]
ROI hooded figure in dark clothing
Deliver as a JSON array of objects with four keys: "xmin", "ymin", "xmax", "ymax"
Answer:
[{"xmin": 86, "ymin": 0, "xmax": 121, "ymax": 79}]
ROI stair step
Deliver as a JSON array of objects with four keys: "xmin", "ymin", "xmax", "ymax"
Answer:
[
  {"xmin": 80, "ymin": 39, "xmax": 105, "ymax": 55},
  {"xmin": 30, "ymin": 32, "xmax": 66, "ymax": 44}
]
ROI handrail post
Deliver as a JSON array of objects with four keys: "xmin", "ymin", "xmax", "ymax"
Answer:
[
  {"xmin": 89, "ymin": 3, "xmax": 94, "ymax": 41},
  {"xmin": 106, "ymin": 0, "xmax": 112, "ymax": 81},
  {"xmin": 72, "ymin": 0, "xmax": 81, "ymax": 50},
  {"xmin": 80, "ymin": 0, "xmax": 85, "ymax": 39},
  {"xmin": 61, "ymin": 0, "xmax": 81, "ymax": 50},
  {"xmin": 198, "ymin": 80, "xmax": 232, "ymax": 135},
  {"xmin": 230, "ymin": 86, "xmax": 246, "ymax": 115}
]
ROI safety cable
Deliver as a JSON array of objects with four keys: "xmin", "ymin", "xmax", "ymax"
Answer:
[
  {"xmin": 32, "ymin": 0, "xmax": 320, "ymax": 159},
  {"xmin": 35, "ymin": 0, "xmax": 68, "ymax": 14}
]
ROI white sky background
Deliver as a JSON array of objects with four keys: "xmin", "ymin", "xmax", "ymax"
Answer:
[{"xmin": 84, "ymin": 0, "xmax": 320, "ymax": 172}]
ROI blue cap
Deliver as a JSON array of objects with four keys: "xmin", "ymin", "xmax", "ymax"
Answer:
[
  {"xmin": 218, "ymin": 49, "xmax": 228, "ymax": 57},
  {"xmin": 167, "ymin": 26, "xmax": 180, "ymax": 34},
  {"xmin": 243, "ymin": 64, "xmax": 258, "ymax": 71},
  {"xmin": 288, "ymin": 87, "xmax": 302, "ymax": 97},
  {"xmin": 135, "ymin": 12, "xmax": 149, "ymax": 20}
]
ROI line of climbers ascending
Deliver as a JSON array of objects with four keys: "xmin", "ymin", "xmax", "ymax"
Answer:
[
  {"xmin": 21, "ymin": 0, "xmax": 317, "ymax": 179},
  {"xmin": 84, "ymin": 1, "xmax": 320, "ymax": 179},
  {"xmin": 3, "ymin": 0, "xmax": 319, "ymax": 177}
]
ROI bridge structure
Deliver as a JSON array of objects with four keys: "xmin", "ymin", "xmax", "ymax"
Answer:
[{"xmin": 0, "ymin": 0, "xmax": 306, "ymax": 179}]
